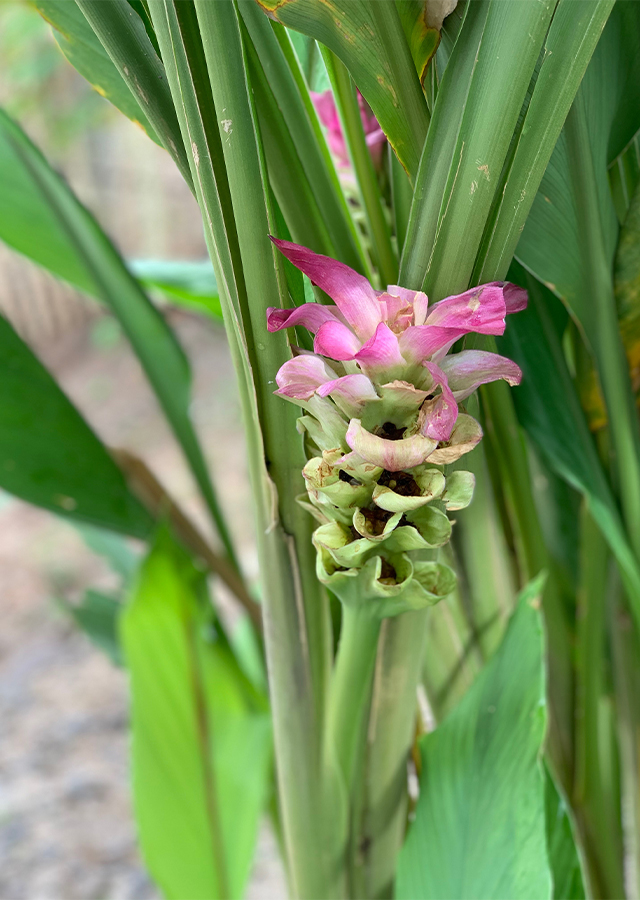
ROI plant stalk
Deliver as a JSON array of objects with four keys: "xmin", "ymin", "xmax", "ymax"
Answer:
[
  {"xmin": 322, "ymin": 50, "xmax": 398, "ymax": 287},
  {"xmin": 480, "ymin": 374, "xmax": 575, "ymax": 787},
  {"xmin": 573, "ymin": 505, "xmax": 625, "ymax": 899},
  {"xmin": 564, "ymin": 91, "xmax": 640, "ymax": 563},
  {"xmin": 322, "ymin": 604, "xmax": 382, "ymax": 899}
]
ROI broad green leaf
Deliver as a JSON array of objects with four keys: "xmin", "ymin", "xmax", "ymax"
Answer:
[
  {"xmin": 396, "ymin": 576, "xmax": 551, "ymax": 900},
  {"xmin": 401, "ymin": 0, "xmax": 556, "ymax": 296},
  {"xmin": 254, "ymin": 0, "xmax": 430, "ymax": 181},
  {"xmin": 130, "ymin": 257, "xmax": 223, "ymax": 320},
  {"xmin": 0, "ymin": 312, "xmax": 151, "ymax": 536},
  {"xmin": 61, "ymin": 589, "xmax": 123, "ymax": 666},
  {"xmin": 498, "ymin": 265, "xmax": 640, "ymax": 624},
  {"xmin": 0, "ymin": 107, "xmax": 234, "ymax": 562},
  {"xmin": 34, "ymin": 0, "xmax": 158, "ymax": 141},
  {"xmin": 122, "ymin": 531, "xmax": 271, "ymax": 900},
  {"xmin": 545, "ymin": 770, "xmax": 586, "ymax": 900}
]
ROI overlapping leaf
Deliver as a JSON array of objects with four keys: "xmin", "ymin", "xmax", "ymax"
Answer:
[
  {"xmin": 400, "ymin": 0, "xmax": 557, "ymax": 296},
  {"xmin": 253, "ymin": 0, "xmax": 429, "ymax": 180},
  {"xmin": 0, "ymin": 107, "xmax": 232, "ymax": 558},
  {"xmin": 122, "ymin": 530, "xmax": 271, "ymax": 900},
  {"xmin": 498, "ymin": 265, "xmax": 640, "ymax": 624},
  {"xmin": 515, "ymin": 2, "xmax": 640, "ymax": 336},
  {"xmin": 34, "ymin": 0, "xmax": 158, "ymax": 141}
]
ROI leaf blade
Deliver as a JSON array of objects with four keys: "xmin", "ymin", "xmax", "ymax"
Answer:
[{"xmin": 396, "ymin": 577, "xmax": 551, "ymax": 900}]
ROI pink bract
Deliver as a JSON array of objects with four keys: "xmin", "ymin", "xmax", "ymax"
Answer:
[
  {"xmin": 311, "ymin": 89, "xmax": 386, "ymax": 169},
  {"xmin": 267, "ymin": 239, "xmax": 526, "ymax": 459}
]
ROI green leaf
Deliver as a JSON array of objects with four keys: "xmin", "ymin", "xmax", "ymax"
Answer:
[
  {"xmin": 514, "ymin": 4, "xmax": 640, "ymax": 563},
  {"xmin": 254, "ymin": 0, "xmax": 430, "ymax": 181},
  {"xmin": 475, "ymin": 0, "xmax": 616, "ymax": 282},
  {"xmin": 545, "ymin": 770, "xmax": 586, "ymax": 900},
  {"xmin": 515, "ymin": 1, "xmax": 640, "ymax": 335},
  {"xmin": 0, "ymin": 106, "xmax": 235, "ymax": 563},
  {"xmin": 400, "ymin": 0, "xmax": 557, "ymax": 296},
  {"xmin": 35, "ymin": 0, "xmax": 193, "ymax": 186},
  {"xmin": 239, "ymin": 4, "xmax": 366, "ymax": 272},
  {"xmin": 394, "ymin": 0, "xmax": 448, "ymax": 85},
  {"xmin": 121, "ymin": 530, "xmax": 272, "ymax": 900},
  {"xmin": 0, "ymin": 312, "xmax": 151, "ymax": 536},
  {"xmin": 609, "ymin": 132, "xmax": 640, "ymax": 224},
  {"xmin": 129, "ymin": 257, "xmax": 223, "ymax": 320},
  {"xmin": 74, "ymin": 521, "xmax": 140, "ymax": 580},
  {"xmin": 62, "ymin": 589, "xmax": 124, "ymax": 666},
  {"xmin": 34, "ymin": 0, "xmax": 158, "ymax": 141},
  {"xmin": 498, "ymin": 265, "xmax": 640, "ymax": 624},
  {"xmin": 396, "ymin": 576, "xmax": 551, "ymax": 900}
]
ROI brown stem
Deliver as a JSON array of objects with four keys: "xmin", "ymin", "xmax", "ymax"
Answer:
[{"xmin": 112, "ymin": 448, "xmax": 263, "ymax": 633}]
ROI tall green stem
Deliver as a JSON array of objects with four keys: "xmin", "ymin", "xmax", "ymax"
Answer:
[
  {"xmin": 611, "ymin": 590, "xmax": 640, "ymax": 900},
  {"xmin": 573, "ymin": 506, "xmax": 625, "ymax": 899},
  {"xmin": 322, "ymin": 605, "xmax": 382, "ymax": 899},
  {"xmin": 480, "ymin": 375, "xmax": 574, "ymax": 786},
  {"xmin": 565, "ymin": 93, "xmax": 640, "ymax": 562},
  {"xmin": 321, "ymin": 50, "xmax": 398, "ymax": 287},
  {"xmin": 361, "ymin": 610, "xmax": 430, "ymax": 899},
  {"xmin": 146, "ymin": 4, "xmax": 330, "ymax": 895}
]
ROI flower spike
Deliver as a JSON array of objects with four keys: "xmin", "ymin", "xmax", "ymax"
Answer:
[{"xmin": 267, "ymin": 240, "xmax": 527, "ymax": 616}]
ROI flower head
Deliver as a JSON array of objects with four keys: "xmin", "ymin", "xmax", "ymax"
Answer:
[
  {"xmin": 267, "ymin": 238, "xmax": 525, "ymax": 471},
  {"xmin": 267, "ymin": 239, "xmax": 526, "ymax": 616},
  {"xmin": 311, "ymin": 89, "xmax": 386, "ymax": 170}
]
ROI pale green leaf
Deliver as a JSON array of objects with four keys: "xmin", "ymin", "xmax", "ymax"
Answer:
[
  {"xmin": 401, "ymin": 0, "xmax": 556, "ymax": 296},
  {"xmin": 122, "ymin": 531, "xmax": 272, "ymax": 900},
  {"xmin": 396, "ymin": 576, "xmax": 551, "ymax": 900}
]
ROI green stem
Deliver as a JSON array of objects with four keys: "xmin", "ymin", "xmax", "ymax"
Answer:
[
  {"xmin": 322, "ymin": 50, "xmax": 398, "ymax": 287},
  {"xmin": 390, "ymin": 150, "xmax": 413, "ymax": 259},
  {"xmin": 147, "ymin": 4, "xmax": 330, "ymax": 895},
  {"xmin": 565, "ymin": 92, "xmax": 640, "ymax": 562},
  {"xmin": 573, "ymin": 505, "xmax": 625, "ymax": 899},
  {"xmin": 453, "ymin": 439, "xmax": 518, "ymax": 661},
  {"xmin": 361, "ymin": 610, "xmax": 430, "ymax": 899},
  {"xmin": 480, "ymin": 374, "xmax": 575, "ymax": 789},
  {"xmin": 323, "ymin": 605, "xmax": 382, "ymax": 899},
  {"xmin": 611, "ymin": 587, "xmax": 640, "ymax": 900}
]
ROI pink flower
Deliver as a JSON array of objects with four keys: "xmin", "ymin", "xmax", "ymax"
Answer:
[
  {"xmin": 267, "ymin": 239, "xmax": 526, "ymax": 471},
  {"xmin": 311, "ymin": 89, "xmax": 386, "ymax": 169}
]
